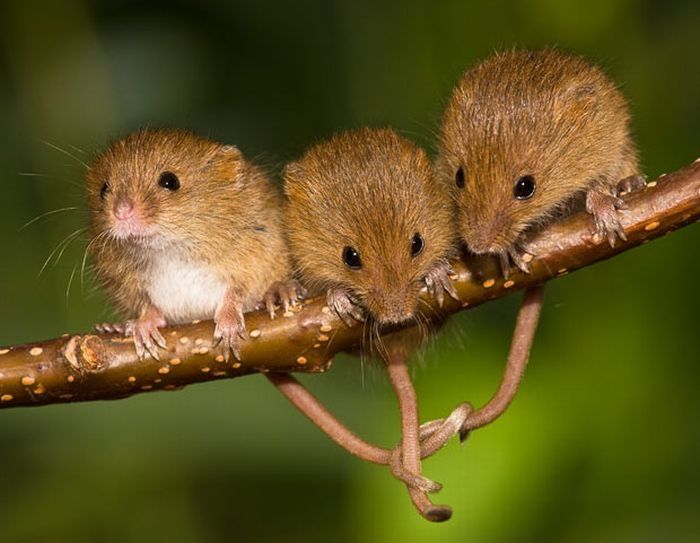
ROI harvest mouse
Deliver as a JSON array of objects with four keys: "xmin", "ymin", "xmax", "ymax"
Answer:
[
  {"xmin": 86, "ymin": 128, "xmax": 300, "ymax": 360},
  {"xmin": 284, "ymin": 127, "xmax": 457, "ymax": 326},
  {"xmin": 283, "ymin": 127, "xmax": 458, "ymax": 521},
  {"xmin": 437, "ymin": 48, "xmax": 644, "ymax": 275}
]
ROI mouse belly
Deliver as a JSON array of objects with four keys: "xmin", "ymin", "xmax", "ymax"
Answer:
[{"xmin": 147, "ymin": 255, "xmax": 228, "ymax": 324}]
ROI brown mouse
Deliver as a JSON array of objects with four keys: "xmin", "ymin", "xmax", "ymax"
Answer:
[
  {"xmin": 86, "ymin": 128, "xmax": 300, "ymax": 360},
  {"xmin": 437, "ymin": 48, "xmax": 644, "ymax": 274},
  {"xmin": 284, "ymin": 127, "xmax": 457, "ymax": 326},
  {"xmin": 283, "ymin": 127, "xmax": 458, "ymax": 521}
]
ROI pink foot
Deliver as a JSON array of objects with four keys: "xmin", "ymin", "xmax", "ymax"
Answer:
[
  {"xmin": 498, "ymin": 246, "xmax": 533, "ymax": 277},
  {"xmin": 214, "ymin": 295, "xmax": 248, "ymax": 361},
  {"xmin": 327, "ymin": 287, "xmax": 365, "ymax": 327},
  {"xmin": 423, "ymin": 260, "xmax": 458, "ymax": 307},
  {"xmin": 617, "ymin": 174, "xmax": 646, "ymax": 195},
  {"xmin": 95, "ymin": 322, "xmax": 126, "ymax": 334},
  {"xmin": 122, "ymin": 307, "xmax": 167, "ymax": 360},
  {"xmin": 586, "ymin": 187, "xmax": 628, "ymax": 247},
  {"xmin": 261, "ymin": 279, "xmax": 307, "ymax": 319}
]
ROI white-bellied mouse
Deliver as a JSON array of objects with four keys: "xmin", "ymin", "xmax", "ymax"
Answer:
[{"xmin": 86, "ymin": 128, "xmax": 301, "ymax": 360}]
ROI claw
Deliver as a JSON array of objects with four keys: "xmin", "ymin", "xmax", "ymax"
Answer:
[
  {"xmin": 586, "ymin": 187, "xmax": 628, "ymax": 248},
  {"xmin": 95, "ymin": 322, "xmax": 126, "ymax": 334},
  {"xmin": 123, "ymin": 308, "xmax": 167, "ymax": 360},
  {"xmin": 214, "ymin": 300, "xmax": 247, "ymax": 362},
  {"xmin": 509, "ymin": 246, "xmax": 532, "ymax": 274},
  {"xmin": 423, "ymin": 261, "xmax": 458, "ymax": 306},
  {"xmin": 617, "ymin": 174, "xmax": 646, "ymax": 195},
  {"xmin": 262, "ymin": 280, "xmax": 307, "ymax": 319},
  {"xmin": 327, "ymin": 287, "xmax": 365, "ymax": 327},
  {"xmin": 497, "ymin": 247, "xmax": 531, "ymax": 277}
]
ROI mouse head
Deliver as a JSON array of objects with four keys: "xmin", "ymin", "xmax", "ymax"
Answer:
[
  {"xmin": 86, "ymin": 129, "xmax": 249, "ymax": 249},
  {"xmin": 284, "ymin": 128, "xmax": 455, "ymax": 325},
  {"xmin": 437, "ymin": 49, "xmax": 615, "ymax": 257}
]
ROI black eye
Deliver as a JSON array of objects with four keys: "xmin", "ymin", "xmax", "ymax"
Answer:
[
  {"xmin": 455, "ymin": 167, "xmax": 465, "ymax": 188},
  {"xmin": 158, "ymin": 171, "xmax": 180, "ymax": 191},
  {"xmin": 411, "ymin": 233, "xmax": 424, "ymax": 257},
  {"xmin": 342, "ymin": 246, "xmax": 362, "ymax": 270},
  {"xmin": 100, "ymin": 182, "xmax": 110, "ymax": 199},
  {"xmin": 514, "ymin": 175, "xmax": 536, "ymax": 200}
]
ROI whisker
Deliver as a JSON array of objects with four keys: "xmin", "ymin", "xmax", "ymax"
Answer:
[
  {"xmin": 55, "ymin": 229, "xmax": 86, "ymax": 268},
  {"xmin": 66, "ymin": 264, "xmax": 78, "ymax": 299},
  {"xmin": 38, "ymin": 228, "xmax": 87, "ymax": 278},
  {"xmin": 414, "ymin": 312, "xmax": 427, "ymax": 347},
  {"xmin": 81, "ymin": 230, "xmax": 108, "ymax": 291},
  {"xmin": 40, "ymin": 139, "xmax": 89, "ymax": 169},
  {"xmin": 67, "ymin": 143, "xmax": 88, "ymax": 155},
  {"xmin": 20, "ymin": 207, "xmax": 80, "ymax": 231},
  {"xmin": 360, "ymin": 314, "xmax": 369, "ymax": 389},
  {"xmin": 373, "ymin": 320, "xmax": 389, "ymax": 365}
]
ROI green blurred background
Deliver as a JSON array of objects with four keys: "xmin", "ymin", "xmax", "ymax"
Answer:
[{"xmin": 1, "ymin": 1, "xmax": 699, "ymax": 541}]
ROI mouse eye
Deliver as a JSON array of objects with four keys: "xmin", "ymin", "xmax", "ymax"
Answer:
[
  {"xmin": 342, "ymin": 246, "xmax": 362, "ymax": 270},
  {"xmin": 158, "ymin": 171, "xmax": 180, "ymax": 191},
  {"xmin": 514, "ymin": 175, "xmax": 536, "ymax": 200},
  {"xmin": 100, "ymin": 182, "xmax": 110, "ymax": 200},
  {"xmin": 455, "ymin": 167, "xmax": 465, "ymax": 189},
  {"xmin": 411, "ymin": 233, "xmax": 424, "ymax": 258}
]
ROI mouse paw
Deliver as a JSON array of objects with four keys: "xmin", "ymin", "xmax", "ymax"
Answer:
[
  {"xmin": 261, "ymin": 279, "xmax": 307, "ymax": 319},
  {"xmin": 123, "ymin": 309, "xmax": 167, "ymax": 360},
  {"xmin": 616, "ymin": 174, "xmax": 646, "ymax": 195},
  {"xmin": 423, "ymin": 261, "xmax": 458, "ymax": 307},
  {"xmin": 214, "ymin": 302, "xmax": 248, "ymax": 362},
  {"xmin": 327, "ymin": 287, "xmax": 365, "ymax": 327},
  {"xmin": 499, "ymin": 246, "xmax": 533, "ymax": 277},
  {"xmin": 586, "ymin": 188, "xmax": 627, "ymax": 247}
]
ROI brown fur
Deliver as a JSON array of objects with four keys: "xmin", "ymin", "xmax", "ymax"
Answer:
[
  {"xmin": 284, "ymin": 127, "xmax": 456, "ymax": 324},
  {"xmin": 437, "ymin": 48, "xmax": 640, "ymax": 255},
  {"xmin": 86, "ymin": 128, "xmax": 290, "ymax": 322}
]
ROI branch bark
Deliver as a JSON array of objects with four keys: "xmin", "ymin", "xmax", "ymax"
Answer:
[{"xmin": 1, "ymin": 159, "xmax": 699, "ymax": 409}]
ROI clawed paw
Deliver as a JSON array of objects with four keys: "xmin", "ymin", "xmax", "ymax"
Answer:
[
  {"xmin": 95, "ymin": 322, "xmax": 126, "ymax": 334},
  {"xmin": 586, "ymin": 189, "xmax": 628, "ymax": 247},
  {"xmin": 327, "ymin": 288, "xmax": 365, "ymax": 327},
  {"xmin": 499, "ymin": 247, "xmax": 532, "ymax": 278},
  {"xmin": 214, "ymin": 306, "xmax": 248, "ymax": 362},
  {"xmin": 123, "ymin": 312, "xmax": 167, "ymax": 360},
  {"xmin": 423, "ymin": 261, "xmax": 459, "ymax": 307},
  {"xmin": 617, "ymin": 174, "xmax": 647, "ymax": 195},
  {"xmin": 262, "ymin": 280, "xmax": 307, "ymax": 319}
]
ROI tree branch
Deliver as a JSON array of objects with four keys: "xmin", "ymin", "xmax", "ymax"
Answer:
[{"xmin": 1, "ymin": 159, "xmax": 699, "ymax": 409}]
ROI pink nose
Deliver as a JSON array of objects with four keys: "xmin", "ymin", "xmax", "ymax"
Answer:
[{"xmin": 113, "ymin": 198, "xmax": 135, "ymax": 220}]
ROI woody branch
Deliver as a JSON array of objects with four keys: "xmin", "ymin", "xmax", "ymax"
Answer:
[{"xmin": 1, "ymin": 159, "xmax": 698, "ymax": 409}]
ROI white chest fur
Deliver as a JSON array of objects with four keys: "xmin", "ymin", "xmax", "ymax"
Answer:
[{"xmin": 147, "ymin": 252, "xmax": 228, "ymax": 324}]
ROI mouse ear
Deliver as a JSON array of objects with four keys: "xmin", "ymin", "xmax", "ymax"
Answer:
[
  {"xmin": 569, "ymin": 83, "xmax": 600, "ymax": 110},
  {"xmin": 282, "ymin": 162, "xmax": 306, "ymax": 197},
  {"xmin": 218, "ymin": 144, "xmax": 243, "ymax": 160}
]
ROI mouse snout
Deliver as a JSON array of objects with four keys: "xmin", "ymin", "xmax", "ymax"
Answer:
[
  {"xmin": 464, "ymin": 214, "xmax": 509, "ymax": 254},
  {"xmin": 367, "ymin": 285, "xmax": 416, "ymax": 325},
  {"xmin": 109, "ymin": 195, "xmax": 151, "ymax": 240},
  {"xmin": 113, "ymin": 197, "xmax": 135, "ymax": 220}
]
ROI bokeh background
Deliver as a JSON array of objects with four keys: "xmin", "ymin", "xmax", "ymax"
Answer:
[{"xmin": 1, "ymin": 1, "xmax": 699, "ymax": 541}]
